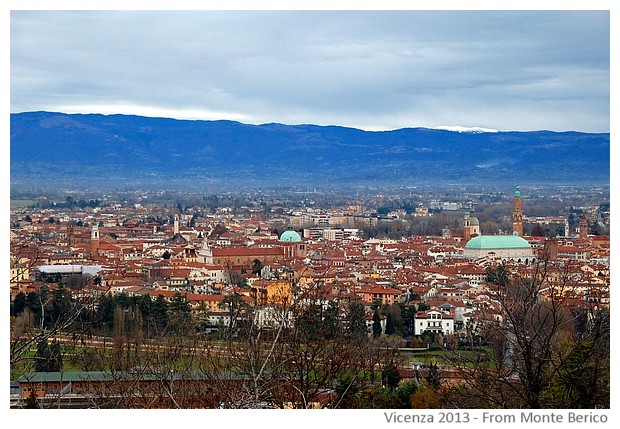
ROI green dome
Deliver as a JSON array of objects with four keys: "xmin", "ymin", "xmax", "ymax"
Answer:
[
  {"xmin": 514, "ymin": 185, "xmax": 521, "ymax": 197},
  {"xmin": 465, "ymin": 235, "xmax": 531, "ymax": 250},
  {"xmin": 279, "ymin": 230, "xmax": 302, "ymax": 242}
]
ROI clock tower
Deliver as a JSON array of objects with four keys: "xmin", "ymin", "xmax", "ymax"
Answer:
[{"xmin": 512, "ymin": 185, "xmax": 523, "ymax": 237}]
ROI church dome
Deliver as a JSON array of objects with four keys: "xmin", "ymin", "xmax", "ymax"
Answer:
[
  {"xmin": 469, "ymin": 216, "xmax": 480, "ymax": 226},
  {"xmin": 465, "ymin": 235, "xmax": 531, "ymax": 250},
  {"xmin": 279, "ymin": 230, "xmax": 302, "ymax": 243}
]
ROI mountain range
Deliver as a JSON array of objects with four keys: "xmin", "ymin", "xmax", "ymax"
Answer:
[{"xmin": 10, "ymin": 111, "xmax": 610, "ymax": 191}]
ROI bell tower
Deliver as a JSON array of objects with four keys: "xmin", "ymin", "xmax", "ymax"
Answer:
[
  {"xmin": 91, "ymin": 222, "xmax": 100, "ymax": 256},
  {"xmin": 512, "ymin": 185, "xmax": 523, "ymax": 237},
  {"xmin": 174, "ymin": 213, "xmax": 180, "ymax": 236},
  {"xmin": 579, "ymin": 213, "xmax": 588, "ymax": 239},
  {"xmin": 463, "ymin": 211, "xmax": 471, "ymax": 242},
  {"xmin": 66, "ymin": 221, "xmax": 74, "ymax": 246}
]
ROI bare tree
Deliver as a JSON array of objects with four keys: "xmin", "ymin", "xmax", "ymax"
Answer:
[
  {"xmin": 10, "ymin": 281, "xmax": 110, "ymax": 371},
  {"xmin": 442, "ymin": 255, "xmax": 610, "ymax": 409}
]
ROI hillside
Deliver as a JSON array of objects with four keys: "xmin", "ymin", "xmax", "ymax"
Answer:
[{"xmin": 10, "ymin": 111, "xmax": 610, "ymax": 190}]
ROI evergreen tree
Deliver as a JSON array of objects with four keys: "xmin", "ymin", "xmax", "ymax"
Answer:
[
  {"xmin": 34, "ymin": 339, "xmax": 63, "ymax": 372},
  {"xmin": 322, "ymin": 300, "xmax": 341, "ymax": 340},
  {"xmin": 11, "ymin": 292, "xmax": 27, "ymax": 316},
  {"xmin": 348, "ymin": 301, "xmax": 367, "ymax": 342},
  {"xmin": 486, "ymin": 262, "xmax": 510, "ymax": 287},
  {"xmin": 34, "ymin": 339, "xmax": 50, "ymax": 372},
  {"xmin": 150, "ymin": 295, "xmax": 169, "ymax": 333},
  {"xmin": 25, "ymin": 390, "xmax": 39, "ymax": 409},
  {"xmin": 382, "ymin": 362, "xmax": 401, "ymax": 390},
  {"xmin": 49, "ymin": 283, "xmax": 72, "ymax": 325},
  {"xmin": 251, "ymin": 258, "xmax": 264, "ymax": 275},
  {"xmin": 385, "ymin": 312, "xmax": 395, "ymax": 336},
  {"xmin": 425, "ymin": 362, "xmax": 442, "ymax": 392},
  {"xmin": 372, "ymin": 309, "xmax": 382, "ymax": 338},
  {"xmin": 395, "ymin": 381, "xmax": 419, "ymax": 408},
  {"xmin": 168, "ymin": 293, "xmax": 192, "ymax": 331}
]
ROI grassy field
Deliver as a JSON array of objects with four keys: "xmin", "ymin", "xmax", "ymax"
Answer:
[
  {"xmin": 10, "ymin": 199, "xmax": 39, "ymax": 209},
  {"xmin": 403, "ymin": 348, "xmax": 494, "ymax": 368}
]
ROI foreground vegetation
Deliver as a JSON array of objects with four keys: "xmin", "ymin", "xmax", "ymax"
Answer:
[{"xmin": 10, "ymin": 262, "xmax": 610, "ymax": 409}]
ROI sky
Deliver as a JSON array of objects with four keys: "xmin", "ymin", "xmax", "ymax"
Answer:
[
  {"xmin": 7, "ymin": 3, "xmax": 613, "ymax": 133},
  {"xmin": 1, "ymin": 2, "xmax": 617, "ymax": 424}
]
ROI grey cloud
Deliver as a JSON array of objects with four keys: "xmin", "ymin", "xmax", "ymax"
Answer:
[{"xmin": 10, "ymin": 10, "xmax": 610, "ymax": 132}]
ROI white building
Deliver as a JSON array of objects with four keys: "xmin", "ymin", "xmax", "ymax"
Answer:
[{"xmin": 414, "ymin": 309, "xmax": 455, "ymax": 336}]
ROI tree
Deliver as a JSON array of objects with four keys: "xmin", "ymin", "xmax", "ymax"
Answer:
[
  {"xmin": 372, "ymin": 309, "xmax": 382, "ymax": 338},
  {"xmin": 219, "ymin": 293, "xmax": 251, "ymax": 339},
  {"xmin": 49, "ymin": 283, "xmax": 72, "ymax": 325},
  {"xmin": 348, "ymin": 301, "xmax": 368, "ymax": 342},
  {"xmin": 322, "ymin": 300, "xmax": 341, "ymax": 340},
  {"xmin": 400, "ymin": 303, "xmax": 415, "ymax": 337},
  {"xmin": 416, "ymin": 302, "xmax": 430, "ymax": 312},
  {"xmin": 485, "ymin": 261, "xmax": 510, "ymax": 287},
  {"xmin": 445, "ymin": 256, "xmax": 610, "ymax": 409},
  {"xmin": 425, "ymin": 362, "xmax": 442, "ymax": 392},
  {"xmin": 34, "ymin": 339, "xmax": 63, "ymax": 372},
  {"xmin": 11, "ymin": 292, "xmax": 27, "ymax": 316},
  {"xmin": 385, "ymin": 311, "xmax": 396, "ymax": 336},
  {"xmin": 149, "ymin": 295, "xmax": 169, "ymax": 334},
  {"xmin": 542, "ymin": 308, "xmax": 610, "ymax": 408},
  {"xmin": 394, "ymin": 381, "xmax": 419, "ymax": 408},
  {"xmin": 168, "ymin": 294, "xmax": 192, "ymax": 332},
  {"xmin": 382, "ymin": 362, "xmax": 400, "ymax": 390},
  {"xmin": 530, "ymin": 224, "xmax": 546, "ymax": 237},
  {"xmin": 251, "ymin": 258, "xmax": 264, "ymax": 276},
  {"xmin": 11, "ymin": 281, "xmax": 110, "ymax": 372},
  {"xmin": 25, "ymin": 390, "xmax": 39, "ymax": 409}
]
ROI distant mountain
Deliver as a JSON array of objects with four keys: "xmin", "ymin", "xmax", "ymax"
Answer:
[{"xmin": 10, "ymin": 111, "xmax": 610, "ymax": 190}]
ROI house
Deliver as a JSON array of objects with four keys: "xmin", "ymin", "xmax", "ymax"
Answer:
[
  {"xmin": 356, "ymin": 284, "xmax": 402, "ymax": 306},
  {"xmin": 250, "ymin": 279, "xmax": 292, "ymax": 306},
  {"xmin": 414, "ymin": 309, "xmax": 454, "ymax": 336}
]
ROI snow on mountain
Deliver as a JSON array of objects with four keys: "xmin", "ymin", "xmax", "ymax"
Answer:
[{"xmin": 434, "ymin": 125, "xmax": 499, "ymax": 133}]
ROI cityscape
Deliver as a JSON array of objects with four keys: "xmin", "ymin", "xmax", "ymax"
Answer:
[
  {"xmin": 8, "ymin": 6, "xmax": 611, "ymax": 420},
  {"xmin": 9, "ymin": 183, "xmax": 610, "ymax": 409}
]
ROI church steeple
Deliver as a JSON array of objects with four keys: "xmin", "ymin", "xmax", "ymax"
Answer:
[
  {"xmin": 463, "ymin": 201, "xmax": 479, "ymax": 242},
  {"xmin": 173, "ymin": 213, "xmax": 180, "ymax": 236},
  {"xmin": 463, "ymin": 211, "xmax": 471, "ymax": 242},
  {"xmin": 579, "ymin": 213, "xmax": 588, "ymax": 240},
  {"xmin": 198, "ymin": 238, "xmax": 213, "ymax": 264},
  {"xmin": 66, "ymin": 221, "xmax": 74, "ymax": 246},
  {"xmin": 512, "ymin": 185, "xmax": 523, "ymax": 237},
  {"xmin": 91, "ymin": 222, "xmax": 100, "ymax": 256}
]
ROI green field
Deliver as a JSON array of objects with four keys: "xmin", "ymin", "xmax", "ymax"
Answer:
[
  {"xmin": 10, "ymin": 199, "xmax": 39, "ymax": 209},
  {"xmin": 403, "ymin": 348, "xmax": 494, "ymax": 368}
]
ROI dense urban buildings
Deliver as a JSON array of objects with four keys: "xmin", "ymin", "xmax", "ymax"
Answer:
[{"xmin": 9, "ymin": 185, "xmax": 610, "ymax": 409}]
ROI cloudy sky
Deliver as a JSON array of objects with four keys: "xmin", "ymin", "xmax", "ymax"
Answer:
[{"xmin": 9, "ymin": 5, "xmax": 612, "ymax": 132}]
